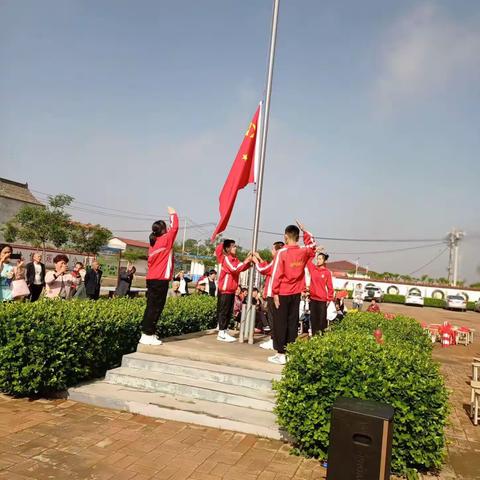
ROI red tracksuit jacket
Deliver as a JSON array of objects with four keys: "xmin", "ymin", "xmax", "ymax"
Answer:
[
  {"xmin": 307, "ymin": 262, "xmax": 334, "ymax": 302},
  {"xmin": 255, "ymin": 260, "xmax": 274, "ymax": 298},
  {"xmin": 146, "ymin": 213, "xmax": 179, "ymax": 281},
  {"xmin": 271, "ymin": 231, "xmax": 316, "ymax": 296},
  {"xmin": 215, "ymin": 244, "xmax": 250, "ymax": 294}
]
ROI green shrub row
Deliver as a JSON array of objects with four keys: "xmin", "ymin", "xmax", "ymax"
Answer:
[
  {"xmin": 382, "ymin": 293, "xmax": 406, "ymax": 304},
  {"xmin": 274, "ymin": 311, "xmax": 448, "ymax": 476},
  {"xmin": 0, "ymin": 296, "xmax": 217, "ymax": 396},
  {"xmin": 423, "ymin": 298, "xmax": 445, "ymax": 308}
]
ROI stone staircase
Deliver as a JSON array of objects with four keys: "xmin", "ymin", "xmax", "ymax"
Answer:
[{"xmin": 68, "ymin": 351, "xmax": 284, "ymax": 439}]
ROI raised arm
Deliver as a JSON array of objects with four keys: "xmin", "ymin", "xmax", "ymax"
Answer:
[{"xmin": 166, "ymin": 207, "xmax": 179, "ymax": 248}]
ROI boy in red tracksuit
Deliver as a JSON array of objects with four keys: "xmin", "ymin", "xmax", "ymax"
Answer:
[
  {"xmin": 215, "ymin": 240, "xmax": 252, "ymax": 342},
  {"xmin": 307, "ymin": 250, "xmax": 334, "ymax": 335},
  {"xmin": 253, "ymin": 241, "xmax": 285, "ymax": 351},
  {"xmin": 140, "ymin": 207, "xmax": 179, "ymax": 346},
  {"xmin": 269, "ymin": 222, "xmax": 316, "ymax": 364}
]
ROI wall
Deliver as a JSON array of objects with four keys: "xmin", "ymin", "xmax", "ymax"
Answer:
[
  {"xmin": 0, "ymin": 197, "xmax": 28, "ymax": 242},
  {"xmin": 333, "ymin": 277, "xmax": 480, "ymax": 302}
]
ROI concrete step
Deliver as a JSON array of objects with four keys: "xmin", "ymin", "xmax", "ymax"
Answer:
[
  {"xmin": 67, "ymin": 381, "xmax": 284, "ymax": 440},
  {"xmin": 121, "ymin": 352, "xmax": 280, "ymax": 392},
  {"xmin": 105, "ymin": 367, "xmax": 275, "ymax": 412}
]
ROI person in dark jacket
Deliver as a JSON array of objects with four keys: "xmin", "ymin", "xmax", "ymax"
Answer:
[
  {"xmin": 115, "ymin": 265, "xmax": 136, "ymax": 297},
  {"xmin": 26, "ymin": 252, "xmax": 46, "ymax": 302},
  {"xmin": 84, "ymin": 260, "xmax": 103, "ymax": 300}
]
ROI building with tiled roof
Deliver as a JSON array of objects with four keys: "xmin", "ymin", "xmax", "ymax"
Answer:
[{"xmin": 0, "ymin": 178, "xmax": 43, "ymax": 242}]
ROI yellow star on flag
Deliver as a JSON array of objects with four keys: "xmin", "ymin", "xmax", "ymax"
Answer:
[{"xmin": 242, "ymin": 154, "xmax": 248, "ymax": 161}]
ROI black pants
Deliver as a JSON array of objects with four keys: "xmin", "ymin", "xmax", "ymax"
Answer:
[
  {"xmin": 29, "ymin": 284, "xmax": 44, "ymax": 302},
  {"xmin": 275, "ymin": 293, "xmax": 301, "ymax": 354},
  {"xmin": 310, "ymin": 300, "xmax": 328, "ymax": 335},
  {"xmin": 216, "ymin": 293, "xmax": 235, "ymax": 331},
  {"xmin": 266, "ymin": 297, "xmax": 277, "ymax": 348},
  {"xmin": 141, "ymin": 279, "xmax": 169, "ymax": 335}
]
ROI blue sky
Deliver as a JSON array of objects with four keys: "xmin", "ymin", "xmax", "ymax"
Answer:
[{"xmin": 1, "ymin": 0, "xmax": 479, "ymax": 282}]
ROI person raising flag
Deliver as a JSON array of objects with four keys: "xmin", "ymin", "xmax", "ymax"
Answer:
[
  {"xmin": 140, "ymin": 207, "xmax": 179, "ymax": 346},
  {"xmin": 215, "ymin": 240, "xmax": 253, "ymax": 342},
  {"xmin": 269, "ymin": 221, "xmax": 316, "ymax": 364},
  {"xmin": 253, "ymin": 241, "xmax": 285, "ymax": 350}
]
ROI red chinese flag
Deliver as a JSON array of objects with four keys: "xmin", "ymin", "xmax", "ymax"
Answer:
[{"xmin": 211, "ymin": 106, "xmax": 260, "ymax": 241}]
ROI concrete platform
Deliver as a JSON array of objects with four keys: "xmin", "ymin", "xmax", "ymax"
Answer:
[
  {"xmin": 137, "ymin": 329, "xmax": 284, "ymax": 374},
  {"xmin": 68, "ymin": 330, "xmax": 286, "ymax": 439}
]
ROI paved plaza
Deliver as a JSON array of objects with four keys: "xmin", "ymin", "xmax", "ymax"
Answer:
[{"xmin": 0, "ymin": 304, "xmax": 479, "ymax": 479}]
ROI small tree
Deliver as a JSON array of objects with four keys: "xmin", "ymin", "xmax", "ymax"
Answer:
[
  {"xmin": 3, "ymin": 194, "xmax": 73, "ymax": 255},
  {"xmin": 68, "ymin": 222, "xmax": 112, "ymax": 255}
]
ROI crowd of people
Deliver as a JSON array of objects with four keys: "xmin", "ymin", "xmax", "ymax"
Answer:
[
  {"xmin": 2, "ymin": 207, "xmax": 381, "ymax": 366},
  {"xmin": 0, "ymin": 243, "xmax": 133, "ymax": 302}
]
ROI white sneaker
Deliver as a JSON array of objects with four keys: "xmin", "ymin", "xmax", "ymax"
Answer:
[
  {"xmin": 268, "ymin": 353, "xmax": 286, "ymax": 365},
  {"xmin": 139, "ymin": 334, "xmax": 162, "ymax": 346},
  {"xmin": 259, "ymin": 339, "xmax": 274, "ymax": 350},
  {"xmin": 150, "ymin": 336, "xmax": 163, "ymax": 346},
  {"xmin": 217, "ymin": 330, "xmax": 236, "ymax": 342}
]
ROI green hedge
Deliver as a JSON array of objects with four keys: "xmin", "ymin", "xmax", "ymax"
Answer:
[
  {"xmin": 382, "ymin": 294, "xmax": 406, "ymax": 304},
  {"xmin": 333, "ymin": 311, "xmax": 432, "ymax": 351},
  {"xmin": 424, "ymin": 298, "xmax": 445, "ymax": 308},
  {"xmin": 274, "ymin": 312, "xmax": 448, "ymax": 476},
  {"xmin": 0, "ymin": 296, "xmax": 217, "ymax": 396}
]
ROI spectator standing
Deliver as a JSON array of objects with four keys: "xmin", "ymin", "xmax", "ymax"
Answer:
[
  {"xmin": 174, "ymin": 270, "xmax": 191, "ymax": 296},
  {"xmin": 167, "ymin": 280, "xmax": 182, "ymax": 298},
  {"xmin": 72, "ymin": 262, "xmax": 87, "ymax": 299},
  {"xmin": 44, "ymin": 255, "xmax": 79, "ymax": 299},
  {"xmin": 85, "ymin": 260, "xmax": 103, "ymax": 300},
  {"xmin": 26, "ymin": 253, "xmax": 46, "ymax": 301},
  {"xmin": 352, "ymin": 283, "xmax": 364, "ymax": 310},
  {"xmin": 197, "ymin": 269, "xmax": 218, "ymax": 297},
  {"xmin": 0, "ymin": 244, "xmax": 14, "ymax": 302},
  {"xmin": 140, "ymin": 207, "xmax": 179, "ymax": 346},
  {"xmin": 115, "ymin": 264, "xmax": 136, "ymax": 297}
]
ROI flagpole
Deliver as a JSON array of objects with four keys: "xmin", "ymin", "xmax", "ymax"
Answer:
[{"xmin": 243, "ymin": 0, "xmax": 280, "ymax": 344}]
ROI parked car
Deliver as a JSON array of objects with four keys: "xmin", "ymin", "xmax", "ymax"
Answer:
[
  {"xmin": 444, "ymin": 295, "xmax": 467, "ymax": 311},
  {"xmin": 475, "ymin": 299, "xmax": 480, "ymax": 313},
  {"xmin": 405, "ymin": 291, "xmax": 424, "ymax": 307},
  {"xmin": 362, "ymin": 286, "xmax": 384, "ymax": 303}
]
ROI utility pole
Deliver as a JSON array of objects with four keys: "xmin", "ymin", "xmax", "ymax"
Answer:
[{"xmin": 446, "ymin": 229, "xmax": 464, "ymax": 286}]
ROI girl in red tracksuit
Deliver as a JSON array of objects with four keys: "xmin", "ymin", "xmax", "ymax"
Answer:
[
  {"xmin": 254, "ymin": 241, "xmax": 285, "ymax": 351},
  {"xmin": 140, "ymin": 207, "xmax": 179, "ymax": 346},
  {"xmin": 307, "ymin": 251, "xmax": 334, "ymax": 335},
  {"xmin": 215, "ymin": 239, "xmax": 252, "ymax": 342}
]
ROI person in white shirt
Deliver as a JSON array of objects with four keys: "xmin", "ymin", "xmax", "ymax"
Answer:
[{"xmin": 174, "ymin": 270, "xmax": 191, "ymax": 296}]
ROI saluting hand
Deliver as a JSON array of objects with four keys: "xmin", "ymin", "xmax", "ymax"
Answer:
[
  {"xmin": 167, "ymin": 206, "xmax": 176, "ymax": 215},
  {"xmin": 296, "ymin": 219, "xmax": 305, "ymax": 231}
]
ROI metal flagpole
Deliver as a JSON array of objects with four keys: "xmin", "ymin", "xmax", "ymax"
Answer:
[{"xmin": 243, "ymin": 0, "xmax": 280, "ymax": 344}]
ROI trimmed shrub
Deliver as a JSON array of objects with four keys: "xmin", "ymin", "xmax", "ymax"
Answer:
[
  {"xmin": 424, "ymin": 298, "xmax": 445, "ymax": 308},
  {"xmin": 274, "ymin": 313, "xmax": 448, "ymax": 475},
  {"xmin": 0, "ymin": 296, "xmax": 216, "ymax": 396},
  {"xmin": 333, "ymin": 311, "xmax": 432, "ymax": 351},
  {"xmin": 383, "ymin": 294, "xmax": 406, "ymax": 304},
  {"xmin": 467, "ymin": 302, "xmax": 475, "ymax": 311}
]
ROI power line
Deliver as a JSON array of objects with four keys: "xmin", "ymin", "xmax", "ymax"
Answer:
[
  {"xmin": 33, "ymin": 188, "xmax": 446, "ymax": 243},
  {"xmin": 408, "ymin": 247, "xmax": 449, "ymax": 276},
  {"xmin": 330, "ymin": 242, "xmax": 446, "ymax": 256}
]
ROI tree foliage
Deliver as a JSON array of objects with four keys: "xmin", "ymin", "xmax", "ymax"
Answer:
[
  {"xmin": 3, "ymin": 194, "xmax": 73, "ymax": 251},
  {"xmin": 68, "ymin": 222, "xmax": 112, "ymax": 255}
]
